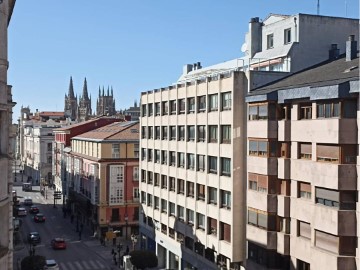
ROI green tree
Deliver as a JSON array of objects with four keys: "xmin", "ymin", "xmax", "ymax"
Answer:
[
  {"xmin": 129, "ymin": 250, "xmax": 158, "ymax": 270},
  {"xmin": 21, "ymin": 255, "xmax": 46, "ymax": 270}
]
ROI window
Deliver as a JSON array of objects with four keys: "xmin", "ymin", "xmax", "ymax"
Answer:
[
  {"xmin": 299, "ymin": 143, "xmax": 312, "ymax": 159},
  {"xmin": 197, "ymin": 125, "xmax": 206, "ymax": 142},
  {"xmin": 208, "ymin": 187, "xmax": 217, "ymax": 205},
  {"xmin": 147, "ymin": 194, "xmax": 153, "ymax": 206},
  {"xmin": 248, "ymin": 104, "xmax": 269, "ymax": 120},
  {"xmin": 221, "ymin": 158, "xmax": 231, "ymax": 177},
  {"xmin": 161, "ymin": 175, "xmax": 167, "ymax": 189},
  {"xmin": 221, "ymin": 92, "xmax": 231, "ymax": 110},
  {"xmin": 208, "ymin": 125, "xmax": 218, "ymax": 143},
  {"xmin": 284, "ymin": 28, "xmax": 291, "ymax": 44},
  {"xmin": 208, "ymin": 217, "xmax": 217, "ymax": 236},
  {"xmin": 221, "ymin": 125, "xmax": 231, "ymax": 144},
  {"xmin": 161, "ymin": 199, "xmax": 167, "ymax": 213},
  {"xmin": 197, "ymin": 184, "xmax": 205, "ymax": 201},
  {"xmin": 220, "ymin": 222, "xmax": 231, "ymax": 242},
  {"xmin": 221, "ymin": 190, "xmax": 231, "ymax": 209},
  {"xmin": 162, "ymin": 126, "xmax": 168, "ymax": 140},
  {"xmin": 248, "ymin": 207, "xmax": 277, "ymax": 231},
  {"xmin": 141, "ymin": 148, "xmax": 146, "ymax": 161},
  {"xmin": 316, "ymin": 188, "xmax": 356, "ymax": 210},
  {"xmin": 187, "ymin": 125, "xmax": 195, "ymax": 141},
  {"xmin": 188, "ymin": 97, "xmax": 195, "ymax": 113},
  {"xmin": 298, "ymin": 182, "xmax": 311, "ymax": 199},
  {"xmin": 178, "ymin": 152, "xmax": 185, "ymax": 168},
  {"xmin": 147, "ymin": 171, "xmax": 153, "ymax": 184},
  {"xmin": 248, "ymin": 173, "xmax": 277, "ymax": 194},
  {"xmin": 141, "ymin": 191, "xmax": 146, "ymax": 204},
  {"xmin": 279, "ymin": 142, "xmax": 290, "ymax": 158},
  {"xmin": 147, "ymin": 149, "xmax": 153, "ymax": 162},
  {"xmin": 197, "ymin": 154, "xmax": 205, "ymax": 171},
  {"xmin": 161, "ymin": 150, "xmax": 167, "ymax": 165},
  {"xmin": 154, "ymin": 196, "xmax": 159, "ymax": 209},
  {"xmin": 148, "ymin": 126, "xmax": 153, "ymax": 139},
  {"xmin": 187, "ymin": 181, "xmax": 194, "ymax": 198},
  {"xmin": 317, "ymin": 144, "xmax": 339, "ymax": 163},
  {"xmin": 155, "ymin": 126, "xmax": 160, "ymax": 140},
  {"xmin": 278, "ymin": 104, "xmax": 291, "ymax": 120},
  {"xmin": 209, "ymin": 156, "xmax": 217, "ymax": 174},
  {"xmin": 170, "ymin": 100, "xmax": 176, "ymax": 114},
  {"xmin": 299, "ymin": 103, "xmax": 312, "ymax": 119},
  {"xmin": 209, "ymin": 94, "xmax": 218, "ymax": 111},
  {"xmin": 169, "ymin": 202, "xmax": 175, "ymax": 216},
  {"xmin": 198, "ymin": 96, "xmax": 206, "ymax": 112},
  {"xmin": 177, "ymin": 179, "xmax": 185, "ymax": 194},
  {"xmin": 185, "ymin": 236, "xmax": 194, "ymax": 250},
  {"xmin": 178, "ymin": 126, "xmax": 185, "ymax": 141},
  {"xmin": 197, "ymin": 213, "xmax": 205, "ymax": 230},
  {"xmin": 298, "ymin": 221, "xmax": 311, "ymax": 239},
  {"xmin": 178, "ymin": 206, "xmax": 185, "ymax": 221},
  {"xmin": 141, "ymin": 169, "xmax": 146, "ymax": 183},
  {"xmin": 134, "ymin": 143, "xmax": 139, "ymax": 158},
  {"xmin": 187, "ymin": 153, "xmax": 195, "ymax": 170},
  {"xmin": 148, "ymin": 104, "xmax": 153, "ymax": 116},
  {"xmin": 187, "ymin": 209, "xmax": 194, "ymax": 225},
  {"xmin": 169, "ymin": 151, "xmax": 176, "ymax": 166},
  {"xmin": 297, "ymin": 260, "xmax": 310, "ymax": 270},
  {"xmin": 169, "ymin": 177, "xmax": 176, "ymax": 192},
  {"xmin": 267, "ymin": 34, "xmax": 274, "ymax": 49},
  {"xmin": 178, "ymin": 99, "xmax": 185, "ymax": 114},
  {"xmin": 170, "ymin": 126, "xmax": 176, "ymax": 140},
  {"xmin": 343, "ymin": 99, "xmax": 357, "ymax": 118},
  {"xmin": 317, "ymin": 101, "xmax": 340, "ymax": 118},
  {"xmin": 154, "ymin": 173, "xmax": 160, "ymax": 186},
  {"xmin": 162, "ymin": 101, "xmax": 168, "ymax": 115},
  {"xmin": 249, "ymin": 140, "xmax": 276, "ymax": 157},
  {"xmin": 141, "ymin": 104, "xmax": 147, "ymax": 117},
  {"xmin": 112, "ymin": 144, "xmax": 120, "ymax": 158},
  {"xmin": 155, "ymin": 102, "xmax": 160, "ymax": 116},
  {"xmin": 133, "ymin": 167, "xmax": 139, "ymax": 181}
]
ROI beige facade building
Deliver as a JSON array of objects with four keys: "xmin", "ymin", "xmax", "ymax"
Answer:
[
  {"xmin": 0, "ymin": 1, "xmax": 16, "ymax": 269},
  {"xmin": 245, "ymin": 37, "xmax": 359, "ymax": 270}
]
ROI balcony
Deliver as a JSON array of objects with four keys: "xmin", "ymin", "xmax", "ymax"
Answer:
[
  {"xmin": 291, "ymin": 118, "xmax": 357, "ymax": 144},
  {"xmin": 247, "ymin": 156, "xmax": 277, "ymax": 176},
  {"xmin": 247, "ymin": 224, "xmax": 277, "ymax": 250},
  {"xmin": 278, "ymin": 120, "xmax": 291, "ymax": 141},
  {"xmin": 277, "ymin": 195, "xmax": 290, "ymax": 217},
  {"xmin": 311, "ymin": 247, "xmax": 356, "ymax": 270},
  {"xmin": 277, "ymin": 158, "xmax": 290, "ymax": 180},
  {"xmin": 313, "ymin": 205, "xmax": 356, "ymax": 236},
  {"xmin": 247, "ymin": 120, "xmax": 277, "ymax": 139},
  {"xmin": 291, "ymin": 160, "xmax": 356, "ymax": 190}
]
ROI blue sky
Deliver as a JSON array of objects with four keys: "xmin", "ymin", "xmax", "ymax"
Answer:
[{"xmin": 8, "ymin": 0, "xmax": 359, "ymax": 121}]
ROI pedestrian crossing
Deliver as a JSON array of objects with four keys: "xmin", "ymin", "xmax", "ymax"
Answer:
[{"xmin": 58, "ymin": 259, "xmax": 108, "ymax": 270}]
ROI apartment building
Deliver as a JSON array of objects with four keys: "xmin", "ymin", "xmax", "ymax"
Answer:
[
  {"xmin": 66, "ymin": 121, "xmax": 140, "ymax": 237},
  {"xmin": 140, "ymin": 71, "xmax": 248, "ymax": 269},
  {"xmin": 0, "ymin": 1, "xmax": 16, "ymax": 269},
  {"xmin": 245, "ymin": 36, "xmax": 359, "ymax": 270}
]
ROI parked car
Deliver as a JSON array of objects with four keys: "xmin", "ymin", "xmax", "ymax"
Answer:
[
  {"xmin": 29, "ymin": 205, "xmax": 39, "ymax": 214},
  {"xmin": 23, "ymin": 198, "xmax": 33, "ymax": 206},
  {"xmin": 22, "ymin": 182, "xmax": 32, "ymax": 191},
  {"xmin": 17, "ymin": 207, "xmax": 27, "ymax": 217},
  {"xmin": 34, "ymin": 213, "xmax": 46, "ymax": 223},
  {"xmin": 28, "ymin": 232, "xmax": 41, "ymax": 244},
  {"xmin": 44, "ymin": 259, "xmax": 59, "ymax": 270},
  {"xmin": 50, "ymin": 238, "xmax": 66, "ymax": 250}
]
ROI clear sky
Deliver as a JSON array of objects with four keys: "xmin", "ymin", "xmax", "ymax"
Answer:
[{"xmin": 8, "ymin": 0, "xmax": 359, "ymax": 121}]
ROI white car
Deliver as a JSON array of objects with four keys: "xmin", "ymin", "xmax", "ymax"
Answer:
[
  {"xmin": 44, "ymin": 259, "xmax": 59, "ymax": 270},
  {"xmin": 17, "ymin": 207, "xmax": 27, "ymax": 217}
]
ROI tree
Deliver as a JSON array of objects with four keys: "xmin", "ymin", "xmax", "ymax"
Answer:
[
  {"xmin": 21, "ymin": 255, "xmax": 46, "ymax": 270},
  {"xmin": 129, "ymin": 250, "xmax": 158, "ymax": 270}
]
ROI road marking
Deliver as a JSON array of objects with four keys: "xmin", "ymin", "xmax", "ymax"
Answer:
[
  {"xmin": 74, "ymin": 261, "xmax": 82, "ymax": 269},
  {"xmin": 81, "ymin": 260, "xmax": 90, "ymax": 268}
]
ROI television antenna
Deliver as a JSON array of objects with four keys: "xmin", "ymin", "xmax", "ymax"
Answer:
[{"xmin": 317, "ymin": 0, "xmax": 320, "ymax": 15}]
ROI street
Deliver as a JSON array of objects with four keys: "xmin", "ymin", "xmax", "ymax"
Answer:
[{"xmin": 13, "ymin": 180, "xmax": 119, "ymax": 270}]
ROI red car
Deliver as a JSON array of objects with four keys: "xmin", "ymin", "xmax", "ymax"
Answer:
[
  {"xmin": 51, "ymin": 238, "xmax": 66, "ymax": 250},
  {"xmin": 34, "ymin": 213, "xmax": 45, "ymax": 223}
]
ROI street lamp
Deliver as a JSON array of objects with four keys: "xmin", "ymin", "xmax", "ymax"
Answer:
[
  {"xmin": 124, "ymin": 214, "xmax": 128, "ymax": 240},
  {"xmin": 29, "ymin": 236, "xmax": 36, "ymax": 256},
  {"xmin": 131, "ymin": 234, "xmax": 137, "ymax": 250}
]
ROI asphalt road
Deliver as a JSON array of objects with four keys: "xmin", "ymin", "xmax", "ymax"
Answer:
[{"xmin": 13, "ymin": 184, "xmax": 116, "ymax": 270}]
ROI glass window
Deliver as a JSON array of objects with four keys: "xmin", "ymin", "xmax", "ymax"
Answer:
[
  {"xmin": 187, "ymin": 209, "xmax": 194, "ymax": 225},
  {"xmin": 267, "ymin": 34, "xmax": 274, "ymax": 49},
  {"xmin": 188, "ymin": 97, "xmax": 195, "ymax": 113},
  {"xmin": 197, "ymin": 154, "xmax": 205, "ymax": 171},
  {"xmin": 299, "ymin": 143, "xmax": 312, "ymax": 159},
  {"xmin": 208, "ymin": 187, "xmax": 217, "ymax": 205},
  {"xmin": 197, "ymin": 213, "xmax": 205, "ymax": 230},
  {"xmin": 209, "ymin": 156, "xmax": 217, "ymax": 174},
  {"xmin": 148, "ymin": 126, "xmax": 153, "ymax": 139},
  {"xmin": 178, "ymin": 126, "xmax": 185, "ymax": 141},
  {"xmin": 169, "ymin": 202, "xmax": 175, "ymax": 216},
  {"xmin": 148, "ymin": 104, "xmax": 153, "ymax": 116},
  {"xmin": 169, "ymin": 151, "xmax": 176, "ymax": 166},
  {"xmin": 147, "ymin": 194, "xmax": 153, "ymax": 206},
  {"xmin": 187, "ymin": 125, "xmax": 195, "ymax": 141},
  {"xmin": 343, "ymin": 99, "xmax": 357, "ymax": 118},
  {"xmin": 162, "ymin": 101, "xmax": 168, "ymax": 115},
  {"xmin": 221, "ymin": 158, "xmax": 231, "ymax": 176},
  {"xmin": 300, "ymin": 103, "xmax": 312, "ymax": 119},
  {"xmin": 221, "ymin": 92, "xmax": 232, "ymax": 111},
  {"xmin": 178, "ymin": 205, "xmax": 185, "ymax": 221},
  {"xmin": 208, "ymin": 125, "xmax": 218, "ymax": 143},
  {"xmin": 155, "ymin": 126, "xmax": 160, "ymax": 140},
  {"xmin": 178, "ymin": 99, "xmax": 185, "ymax": 114},
  {"xmin": 154, "ymin": 150, "xmax": 160, "ymax": 163},
  {"xmin": 161, "ymin": 150, "xmax": 167, "ymax": 165},
  {"xmin": 154, "ymin": 173, "xmax": 160, "ymax": 186},
  {"xmin": 284, "ymin": 28, "xmax": 291, "ymax": 44},
  {"xmin": 170, "ymin": 126, "xmax": 176, "ymax": 140},
  {"xmin": 147, "ymin": 149, "xmax": 152, "ymax": 162},
  {"xmin": 169, "ymin": 177, "xmax": 176, "ymax": 192},
  {"xmin": 147, "ymin": 171, "xmax": 153, "ymax": 184},
  {"xmin": 187, "ymin": 153, "xmax": 195, "ymax": 170},
  {"xmin": 162, "ymin": 126, "xmax": 168, "ymax": 140},
  {"xmin": 198, "ymin": 96, "xmax": 206, "ymax": 112},
  {"xmin": 161, "ymin": 175, "xmax": 167, "ymax": 189},
  {"xmin": 221, "ymin": 190, "xmax": 231, "ymax": 209},
  {"xmin": 178, "ymin": 152, "xmax": 185, "ymax": 168},
  {"xmin": 187, "ymin": 181, "xmax": 195, "ymax": 198},
  {"xmin": 142, "ymin": 104, "xmax": 147, "ymax": 117},
  {"xmin": 154, "ymin": 196, "xmax": 159, "ymax": 209},
  {"xmin": 197, "ymin": 184, "xmax": 205, "ymax": 201},
  {"xmin": 133, "ymin": 167, "xmax": 139, "ymax": 181},
  {"xmin": 161, "ymin": 199, "xmax": 167, "ymax": 213},
  {"xmin": 248, "ymin": 104, "xmax": 268, "ymax": 120},
  {"xmin": 155, "ymin": 102, "xmax": 160, "ymax": 116},
  {"xmin": 209, "ymin": 94, "xmax": 218, "ymax": 111},
  {"xmin": 221, "ymin": 125, "xmax": 231, "ymax": 144},
  {"xmin": 141, "ymin": 148, "xmax": 146, "ymax": 161},
  {"xmin": 170, "ymin": 100, "xmax": 176, "ymax": 115},
  {"xmin": 178, "ymin": 179, "xmax": 185, "ymax": 194},
  {"xmin": 317, "ymin": 101, "xmax": 340, "ymax": 118},
  {"xmin": 112, "ymin": 144, "xmax": 120, "ymax": 158},
  {"xmin": 298, "ymin": 182, "xmax": 311, "ymax": 199},
  {"xmin": 141, "ymin": 126, "xmax": 146, "ymax": 139},
  {"xmin": 197, "ymin": 125, "xmax": 206, "ymax": 142}
]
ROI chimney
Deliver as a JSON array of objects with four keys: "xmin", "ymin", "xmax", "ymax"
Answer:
[
  {"xmin": 328, "ymin": 44, "xmax": 339, "ymax": 60},
  {"xmin": 197, "ymin": 62, "xmax": 202, "ymax": 69},
  {"xmin": 183, "ymin": 64, "xmax": 193, "ymax": 75},
  {"xmin": 346, "ymin": 35, "xmax": 357, "ymax": 61}
]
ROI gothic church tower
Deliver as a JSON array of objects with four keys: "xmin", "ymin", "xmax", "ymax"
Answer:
[
  {"xmin": 64, "ymin": 76, "xmax": 78, "ymax": 121},
  {"xmin": 78, "ymin": 78, "xmax": 92, "ymax": 122},
  {"xmin": 96, "ymin": 86, "xmax": 116, "ymax": 116}
]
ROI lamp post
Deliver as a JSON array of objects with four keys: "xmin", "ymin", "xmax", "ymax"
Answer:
[
  {"xmin": 124, "ymin": 215, "xmax": 128, "ymax": 240},
  {"xmin": 117, "ymin": 243, "xmax": 123, "ymax": 266},
  {"xmin": 131, "ymin": 234, "xmax": 137, "ymax": 250}
]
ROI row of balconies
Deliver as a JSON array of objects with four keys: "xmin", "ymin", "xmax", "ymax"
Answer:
[{"xmin": 248, "ymin": 118, "xmax": 357, "ymax": 144}]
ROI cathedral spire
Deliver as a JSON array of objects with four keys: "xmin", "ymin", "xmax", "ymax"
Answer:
[
  {"xmin": 111, "ymin": 86, "xmax": 113, "ymax": 96},
  {"xmin": 68, "ymin": 76, "xmax": 75, "ymax": 98},
  {"xmin": 107, "ymin": 86, "xmax": 110, "ymax": 96},
  {"xmin": 82, "ymin": 78, "xmax": 89, "ymax": 100},
  {"xmin": 98, "ymin": 86, "xmax": 101, "ymax": 97}
]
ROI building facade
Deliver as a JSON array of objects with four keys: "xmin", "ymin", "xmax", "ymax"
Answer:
[
  {"xmin": 0, "ymin": 1, "xmax": 16, "ymax": 269},
  {"xmin": 245, "ymin": 37, "xmax": 359, "ymax": 270},
  {"xmin": 66, "ymin": 121, "xmax": 140, "ymax": 238},
  {"xmin": 64, "ymin": 76, "xmax": 78, "ymax": 121},
  {"xmin": 96, "ymin": 87, "xmax": 116, "ymax": 116},
  {"xmin": 123, "ymin": 101, "xmax": 141, "ymax": 121},
  {"xmin": 78, "ymin": 78, "xmax": 92, "ymax": 122}
]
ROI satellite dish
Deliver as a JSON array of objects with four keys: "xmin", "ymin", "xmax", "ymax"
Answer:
[{"xmin": 241, "ymin": 43, "xmax": 248, "ymax": 53}]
